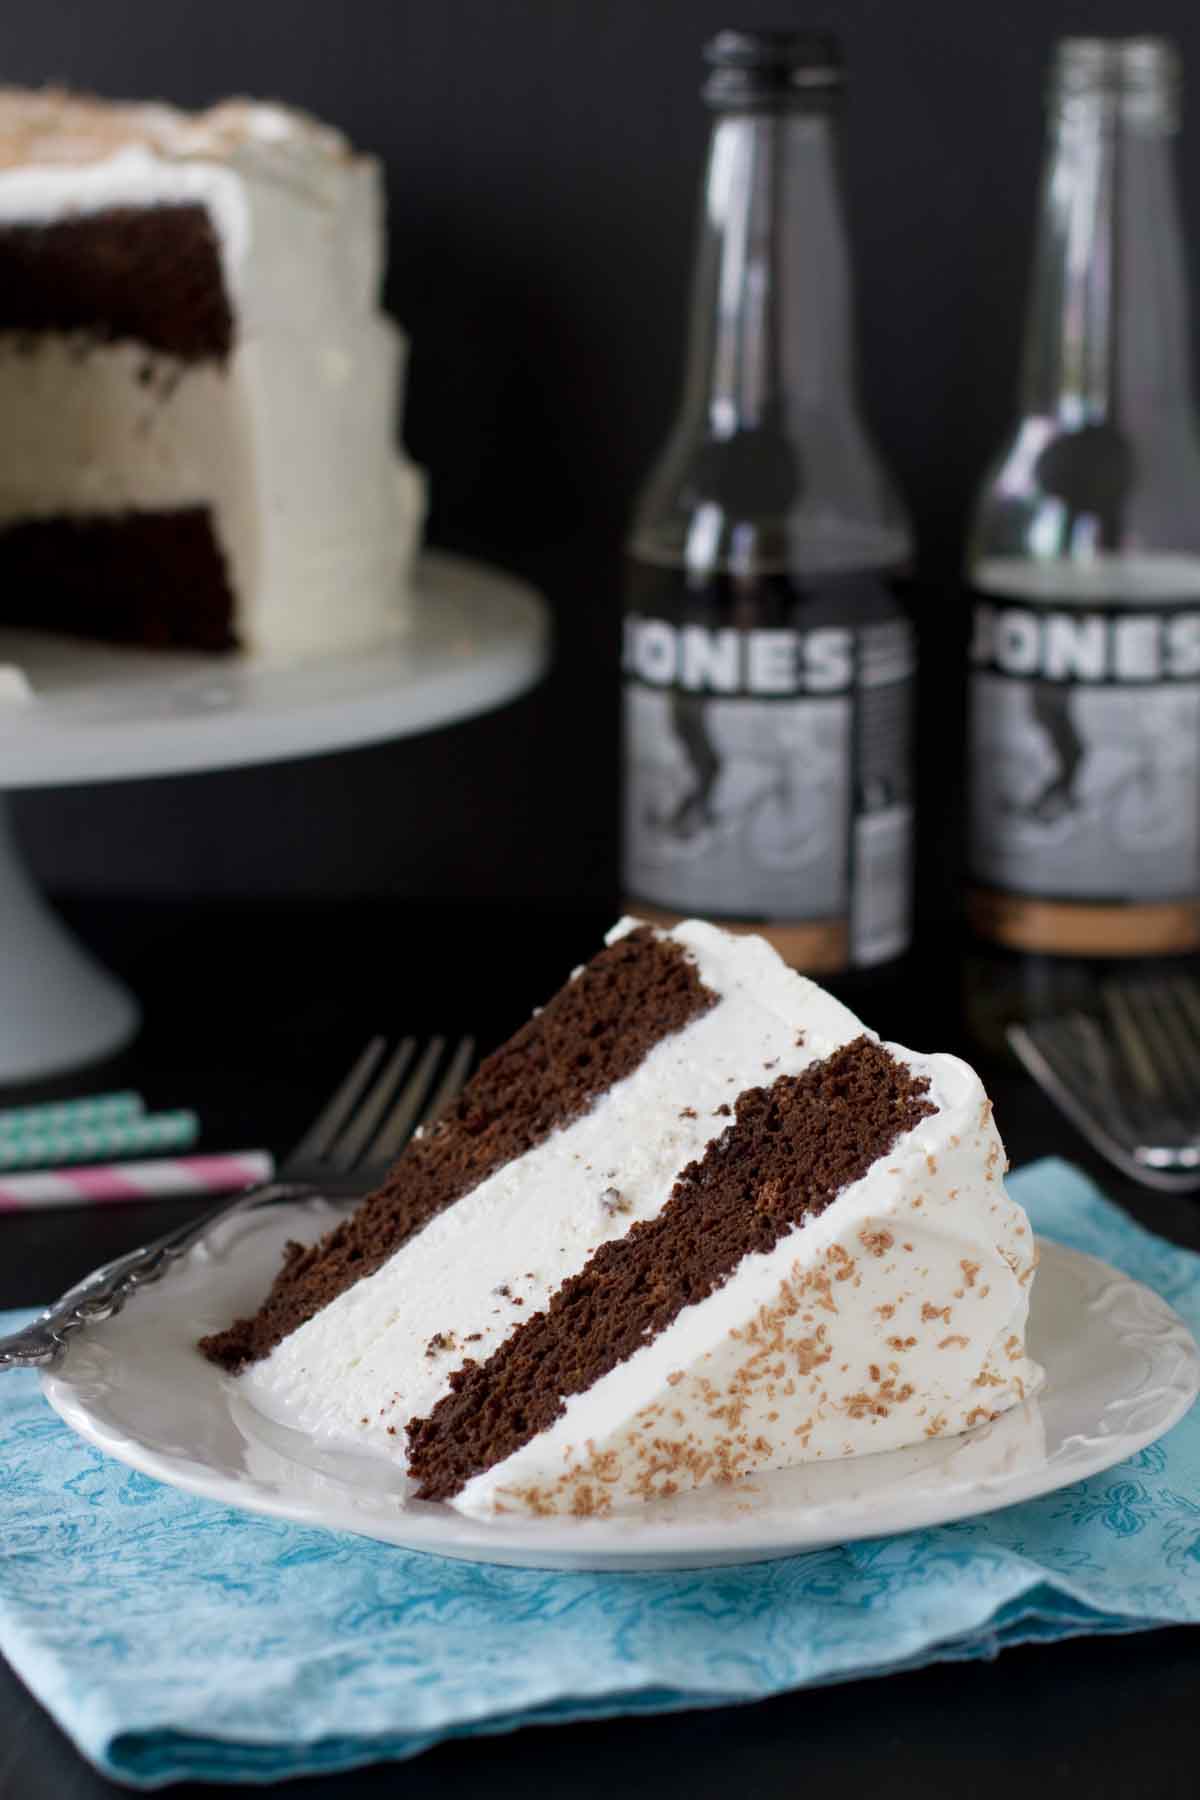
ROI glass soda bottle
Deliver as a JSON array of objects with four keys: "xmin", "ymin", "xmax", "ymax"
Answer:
[
  {"xmin": 965, "ymin": 38, "xmax": 1200, "ymax": 1049},
  {"xmin": 620, "ymin": 28, "xmax": 916, "ymax": 981}
]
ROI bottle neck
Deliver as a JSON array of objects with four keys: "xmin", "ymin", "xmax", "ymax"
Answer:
[
  {"xmin": 1020, "ymin": 97, "xmax": 1194, "ymax": 428},
  {"xmin": 679, "ymin": 107, "xmax": 858, "ymax": 435}
]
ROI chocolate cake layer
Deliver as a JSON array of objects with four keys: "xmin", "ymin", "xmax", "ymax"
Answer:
[
  {"xmin": 0, "ymin": 204, "xmax": 233, "ymax": 360},
  {"xmin": 0, "ymin": 509, "xmax": 236, "ymax": 650},
  {"xmin": 406, "ymin": 1037, "xmax": 935, "ymax": 1502},
  {"xmin": 200, "ymin": 927, "xmax": 718, "ymax": 1372}
]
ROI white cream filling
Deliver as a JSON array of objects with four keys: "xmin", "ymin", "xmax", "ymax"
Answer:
[
  {"xmin": 240, "ymin": 919, "xmax": 1042, "ymax": 1516},
  {"xmin": 456, "ymin": 1046, "xmax": 1042, "ymax": 1517},
  {"xmin": 239, "ymin": 920, "xmax": 865, "ymax": 1444}
]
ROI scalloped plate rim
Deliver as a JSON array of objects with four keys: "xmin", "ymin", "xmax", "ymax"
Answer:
[{"xmin": 39, "ymin": 1202, "xmax": 1200, "ymax": 1571}]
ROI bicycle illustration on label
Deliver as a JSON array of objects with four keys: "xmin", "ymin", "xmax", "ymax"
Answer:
[
  {"xmin": 971, "ymin": 679, "xmax": 1200, "ymax": 895},
  {"xmin": 624, "ymin": 686, "xmax": 848, "ymax": 913}
]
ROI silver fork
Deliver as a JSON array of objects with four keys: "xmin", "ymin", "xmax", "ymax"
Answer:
[
  {"xmin": 0, "ymin": 1032, "xmax": 475, "ymax": 1372},
  {"xmin": 1009, "ymin": 975, "xmax": 1200, "ymax": 1192}
]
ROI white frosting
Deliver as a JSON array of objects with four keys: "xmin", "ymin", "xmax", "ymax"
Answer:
[
  {"xmin": 240, "ymin": 920, "xmax": 864, "ymax": 1441},
  {"xmin": 237, "ymin": 919, "xmax": 1042, "ymax": 1514},
  {"xmin": 0, "ymin": 92, "xmax": 420, "ymax": 660},
  {"xmin": 458, "ymin": 1046, "xmax": 1040, "ymax": 1517},
  {"xmin": 0, "ymin": 93, "xmax": 352, "ymax": 169}
]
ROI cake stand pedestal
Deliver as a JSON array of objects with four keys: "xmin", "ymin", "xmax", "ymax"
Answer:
[{"xmin": 0, "ymin": 551, "xmax": 550, "ymax": 1086}]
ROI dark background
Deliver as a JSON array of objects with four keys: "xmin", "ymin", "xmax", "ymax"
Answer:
[
  {"xmin": 6, "ymin": 17, "xmax": 1200, "ymax": 1786},
  {"xmin": 9, "ymin": 0, "xmax": 1200, "ymax": 920}
]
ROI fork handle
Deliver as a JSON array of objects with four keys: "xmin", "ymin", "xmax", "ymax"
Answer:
[{"xmin": 0, "ymin": 1179, "xmax": 315, "ymax": 1372}]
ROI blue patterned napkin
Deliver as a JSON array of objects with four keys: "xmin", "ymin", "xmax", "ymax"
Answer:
[{"xmin": 2, "ymin": 1157, "xmax": 1199, "ymax": 1790}]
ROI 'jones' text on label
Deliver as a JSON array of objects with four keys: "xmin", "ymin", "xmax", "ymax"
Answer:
[
  {"xmin": 624, "ymin": 616, "xmax": 855, "ymax": 696},
  {"xmin": 971, "ymin": 601, "xmax": 1200, "ymax": 683}
]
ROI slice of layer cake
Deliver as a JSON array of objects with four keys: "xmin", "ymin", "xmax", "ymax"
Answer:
[
  {"xmin": 202, "ymin": 919, "xmax": 1042, "ymax": 1517},
  {"xmin": 0, "ymin": 89, "xmax": 422, "ymax": 657}
]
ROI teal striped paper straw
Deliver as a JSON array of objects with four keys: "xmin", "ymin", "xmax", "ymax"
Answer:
[
  {"xmin": 0, "ymin": 1091, "xmax": 144, "ymax": 1138},
  {"xmin": 0, "ymin": 1111, "xmax": 198, "ymax": 1172}
]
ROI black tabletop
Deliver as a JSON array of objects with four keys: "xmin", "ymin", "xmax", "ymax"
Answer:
[{"xmin": 2, "ymin": 898, "xmax": 1198, "ymax": 1800}]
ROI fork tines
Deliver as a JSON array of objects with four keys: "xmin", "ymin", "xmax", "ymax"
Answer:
[
  {"xmin": 1009, "ymin": 973, "xmax": 1200, "ymax": 1192},
  {"xmin": 286, "ymin": 1034, "xmax": 475, "ymax": 1181}
]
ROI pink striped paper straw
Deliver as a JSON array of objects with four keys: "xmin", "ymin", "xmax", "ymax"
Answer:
[{"xmin": 0, "ymin": 1150, "xmax": 274, "ymax": 1213}]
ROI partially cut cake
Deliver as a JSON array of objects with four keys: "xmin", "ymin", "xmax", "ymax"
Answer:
[
  {"xmin": 202, "ymin": 920, "xmax": 1042, "ymax": 1518},
  {"xmin": 0, "ymin": 89, "xmax": 422, "ymax": 657}
]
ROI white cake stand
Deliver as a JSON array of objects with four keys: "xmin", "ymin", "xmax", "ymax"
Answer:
[{"xmin": 0, "ymin": 551, "xmax": 550, "ymax": 1085}]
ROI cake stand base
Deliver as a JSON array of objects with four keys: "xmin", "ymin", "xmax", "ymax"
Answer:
[
  {"xmin": 0, "ymin": 798, "xmax": 140, "ymax": 1087},
  {"xmin": 0, "ymin": 553, "xmax": 549, "ymax": 1085}
]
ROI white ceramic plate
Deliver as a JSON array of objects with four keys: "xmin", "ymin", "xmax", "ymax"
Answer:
[{"xmin": 41, "ymin": 1198, "xmax": 1200, "ymax": 1571}]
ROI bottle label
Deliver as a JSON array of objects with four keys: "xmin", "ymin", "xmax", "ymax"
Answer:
[
  {"xmin": 967, "ymin": 594, "xmax": 1200, "ymax": 954},
  {"xmin": 622, "ymin": 612, "xmax": 915, "ymax": 970}
]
